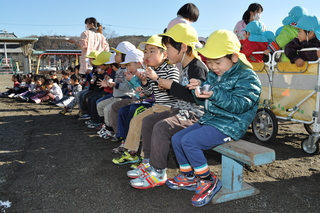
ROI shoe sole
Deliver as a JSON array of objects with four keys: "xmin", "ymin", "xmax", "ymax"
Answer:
[
  {"xmin": 130, "ymin": 180, "xmax": 166, "ymax": 189},
  {"xmin": 78, "ymin": 117, "xmax": 91, "ymax": 121},
  {"xmin": 112, "ymin": 159, "xmax": 140, "ymax": 165},
  {"xmin": 165, "ymin": 180, "xmax": 197, "ymax": 191},
  {"xmin": 191, "ymin": 179, "xmax": 222, "ymax": 207}
]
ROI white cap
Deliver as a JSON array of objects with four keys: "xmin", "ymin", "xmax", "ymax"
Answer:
[
  {"xmin": 198, "ymin": 37, "xmax": 207, "ymax": 43},
  {"xmin": 105, "ymin": 53, "xmax": 116, "ymax": 64},
  {"xmin": 111, "ymin": 41, "xmax": 136, "ymax": 55},
  {"xmin": 120, "ymin": 49, "xmax": 144, "ymax": 64}
]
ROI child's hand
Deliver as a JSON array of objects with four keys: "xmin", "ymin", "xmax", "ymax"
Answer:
[
  {"xmin": 68, "ymin": 92, "xmax": 72, "ymax": 96},
  {"xmin": 96, "ymin": 79, "xmax": 108, "ymax": 88},
  {"xmin": 317, "ymin": 50, "xmax": 320, "ymax": 58},
  {"xmin": 187, "ymin": 78, "xmax": 201, "ymax": 90},
  {"xmin": 158, "ymin": 78, "xmax": 173, "ymax": 90},
  {"xmin": 195, "ymin": 89, "xmax": 213, "ymax": 99},
  {"xmin": 136, "ymin": 71, "xmax": 147, "ymax": 84},
  {"xmin": 264, "ymin": 49, "xmax": 271, "ymax": 55},
  {"xmin": 146, "ymin": 67, "xmax": 157, "ymax": 81},
  {"xmin": 295, "ymin": 58, "xmax": 304, "ymax": 67},
  {"xmin": 125, "ymin": 71, "xmax": 134, "ymax": 81},
  {"xmin": 135, "ymin": 87, "xmax": 142, "ymax": 93}
]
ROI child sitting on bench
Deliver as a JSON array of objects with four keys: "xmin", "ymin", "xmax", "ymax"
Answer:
[{"xmin": 166, "ymin": 30, "xmax": 262, "ymax": 207}]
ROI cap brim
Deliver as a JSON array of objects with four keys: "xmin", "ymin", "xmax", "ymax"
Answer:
[
  {"xmin": 92, "ymin": 59, "xmax": 103, "ymax": 66},
  {"xmin": 111, "ymin": 47, "xmax": 122, "ymax": 54},
  {"xmin": 196, "ymin": 47, "xmax": 226, "ymax": 59}
]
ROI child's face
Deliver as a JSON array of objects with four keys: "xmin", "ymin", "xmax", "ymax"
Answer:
[
  {"xmin": 164, "ymin": 43, "xmax": 185, "ymax": 65},
  {"xmin": 115, "ymin": 52, "xmax": 122, "ymax": 64},
  {"xmin": 70, "ymin": 79, "xmax": 76, "ymax": 85},
  {"xmin": 40, "ymin": 78, "xmax": 45, "ymax": 84},
  {"xmin": 50, "ymin": 74, "xmax": 57, "ymax": 79},
  {"xmin": 11, "ymin": 76, "xmax": 15, "ymax": 82},
  {"xmin": 144, "ymin": 45, "xmax": 167, "ymax": 67},
  {"xmin": 297, "ymin": 28, "xmax": 315, "ymax": 42},
  {"xmin": 35, "ymin": 80, "xmax": 42, "ymax": 86},
  {"xmin": 46, "ymin": 84, "xmax": 53, "ymax": 90},
  {"xmin": 206, "ymin": 55, "xmax": 237, "ymax": 76},
  {"xmin": 99, "ymin": 64, "xmax": 109, "ymax": 71},
  {"xmin": 126, "ymin": 62, "xmax": 141, "ymax": 74}
]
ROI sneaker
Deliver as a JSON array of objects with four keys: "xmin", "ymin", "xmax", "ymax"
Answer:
[
  {"xmin": 78, "ymin": 114, "xmax": 91, "ymax": 120},
  {"xmin": 127, "ymin": 162, "xmax": 150, "ymax": 178},
  {"xmin": 130, "ymin": 167, "xmax": 167, "ymax": 189},
  {"xmin": 100, "ymin": 130, "xmax": 113, "ymax": 139},
  {"xmin": 56, "ymin": 103, "xmax": 65, "ymax": 107},
  {"xmin": 59, "ymin": 108, "xmax": 72, "ymax": 115},
  {"xmin": 87, "ymin": 123, "xmax": 101, "ymax": 129},
  {"xmin": 85, "ymin": 120, "xmax": 93, "ymax": 125},
  {"xmin": 97, "ymin": 125, "xmax": 106, "ymax": 135},
  {"xmin": 191, "ymin": 175, "xmax": 222, "ymax": 207},
  {"xmin": 110, "ymin": 135, "xmax": 120, "ymax": 142},
  {"xmin": 166, "ymin": 173, "xmax": 198, "ymax": 191},
  {"xmin": 112, "ymin": 141, "xmax": 126, "ymax": 154},
  {"xmin": 130, "ymin": 157, "xmax": 144, "ymax": 169},
  {"xmin": 112, "ymin": 151, "xmax": 139, "ymax": 165},
  {"xmin": 7, "ymin": 93, "xmax": 15, "ymax": 98},
  {"xmin": 95, "ymin": 123, "xmax": 105, "ymax": 131}
]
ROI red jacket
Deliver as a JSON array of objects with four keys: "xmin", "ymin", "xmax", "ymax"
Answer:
[
  {"xmin": 104, "ymin": 67, "xmax": 114, "ymax": 94},
  {"xmin": 240, "ymin": 39, "xmax": 268, "ymax": 62}
]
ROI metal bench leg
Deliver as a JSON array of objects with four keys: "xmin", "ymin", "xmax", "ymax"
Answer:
[{"xmin": 212, "ymin": 155, "xmax": 260, "ymax": 204}]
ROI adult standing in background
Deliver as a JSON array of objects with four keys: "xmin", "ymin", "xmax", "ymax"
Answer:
[
  {"xmin": 234, "ymin": 3, "xmax": 266, "ymax": 41},
  {"xmin": 69, "ymin": 17, "xmax": 109, "ymax": 74}
]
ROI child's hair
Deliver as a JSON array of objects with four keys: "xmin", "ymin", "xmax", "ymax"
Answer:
[
  {"xmin": 34, "ymin": 75, "xmax": 41, "ymax": 81},
  {"xmin": 70, "ymin": 74, "xmax": 81, "ymax": 82},
  {"xmin": 111, "ymin": 63, "xmax": 120, "ymax": 69},
  {"xmin": 16, "ymin": 74, "xmax": 23, "ymax": 83},
  {"xmin": 85, "ymin": 17, "xmax": 98, "ymax": 28},
  {"xmin": 44, "ymin": 79, "xmax": 54, "ymax": 86},
  {"xmin": 67, "ymin": 66, "xmax": 74, "ymax": 73},
  {"xmin": 61, "ymin": 70, "xmax": 69, "ymax": 76},
  {"xmin": 41, "ymin": 74, "xmax": 51, "ymax": 81},
  {"xmin": 162, "ymin": 36, "xmax": 193, "ymax": 56},
  {"xmin": 177, "ymin": 3, "xmax": 199, "ymax": 22},
  {"xmin": 49, "ymin": 71, "xmax": 57, "ymax": 76},
  {"xmin": 97, "ymin": 23, "xmax": 103, "ymax": 34},
  {"xmin": 74, "ymin": 65, "xmax": 80, "ymax": 72},
  {"xmin": 242, "ymin": 3, "xmax": 263, "ymax": 24},
  {"xmin": 121, "ymin": 54, "xmax": 126, "ymax": 62}
]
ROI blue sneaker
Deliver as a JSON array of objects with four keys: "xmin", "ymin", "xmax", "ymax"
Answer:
[
  {"xmin": 166, "ymin": 173, "xmax": 197, "ymax": 191},
  {"xmin": 78, "ymin": 114, "xmax": 91, "ymax": 120},
  {"xmin": 191, "ymin": 174, "xmax": 222, "ymax": 207}
]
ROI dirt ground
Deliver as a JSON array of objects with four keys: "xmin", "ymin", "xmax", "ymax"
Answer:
[{"xmin": 0, "ymin": 74, "xmax": 320, "ymax": 213}]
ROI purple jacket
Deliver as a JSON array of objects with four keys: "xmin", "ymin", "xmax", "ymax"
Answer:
[{"xmin": 285, "ymin": 37, "xmax": 320, "ymax": 63}]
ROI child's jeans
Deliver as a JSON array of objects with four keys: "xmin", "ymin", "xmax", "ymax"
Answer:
[{"xmin": 171, "ymin": 123, "xmax": 232, "ymax": 176}]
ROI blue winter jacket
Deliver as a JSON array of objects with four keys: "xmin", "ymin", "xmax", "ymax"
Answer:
[{"xmin": 193, "ymin": 61, "xmax": 261, "ymax": 140}]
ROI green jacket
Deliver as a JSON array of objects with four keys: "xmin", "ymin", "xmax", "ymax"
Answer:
[
  {"xmin": 193, "ymin": 61, "xmax": 261, "ymax": 140},
  {"xmin": 276, "ymin": 25, "xmax": 298, "ymax": 62}
]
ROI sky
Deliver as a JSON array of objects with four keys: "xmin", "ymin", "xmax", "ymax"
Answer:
[{"xmin": 1, "ymin": 0, "xmax": 320, "ymax": 39}]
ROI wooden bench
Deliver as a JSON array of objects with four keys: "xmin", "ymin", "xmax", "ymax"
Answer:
[{"xmin": 211, "ymin": 140, "xmax": 275, "ymax": 204}]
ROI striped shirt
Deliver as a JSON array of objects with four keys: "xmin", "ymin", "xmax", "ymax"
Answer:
[{"xmin": 141, "ymin": 60, "xmax": 179, "ymax": 106}]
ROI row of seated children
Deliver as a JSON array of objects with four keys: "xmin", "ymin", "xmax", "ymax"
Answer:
[
  {"xmin": 239, "ymin": 6, "xmax": 320, "ymax": 66},
  {"xmin": 59, "ymin": 23, "xmax": 260, "ymax": 208}
]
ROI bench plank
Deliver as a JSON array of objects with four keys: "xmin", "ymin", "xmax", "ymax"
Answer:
[{"xmin": 213, "ymin": 140, "xmax": 275, "ymax": 166}]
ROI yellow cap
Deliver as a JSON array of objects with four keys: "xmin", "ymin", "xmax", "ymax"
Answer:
[
  {"xmin": 138, "ymin": 35, "xmax": 166, "ymax": 51},
  {"xmin": 159, "ymin": 23, "xmax": 198, "ymax": 48},
  {"xmin": 196, "ymin": 30, "xmax": 253, "ymax": 69},
  {"xmin": 85, "ymin": 51, "xmax": 100, "ymax": 59},
  {"xmin": 92, "ymin": 51, "xmax": 112, "ymax": 65}
]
